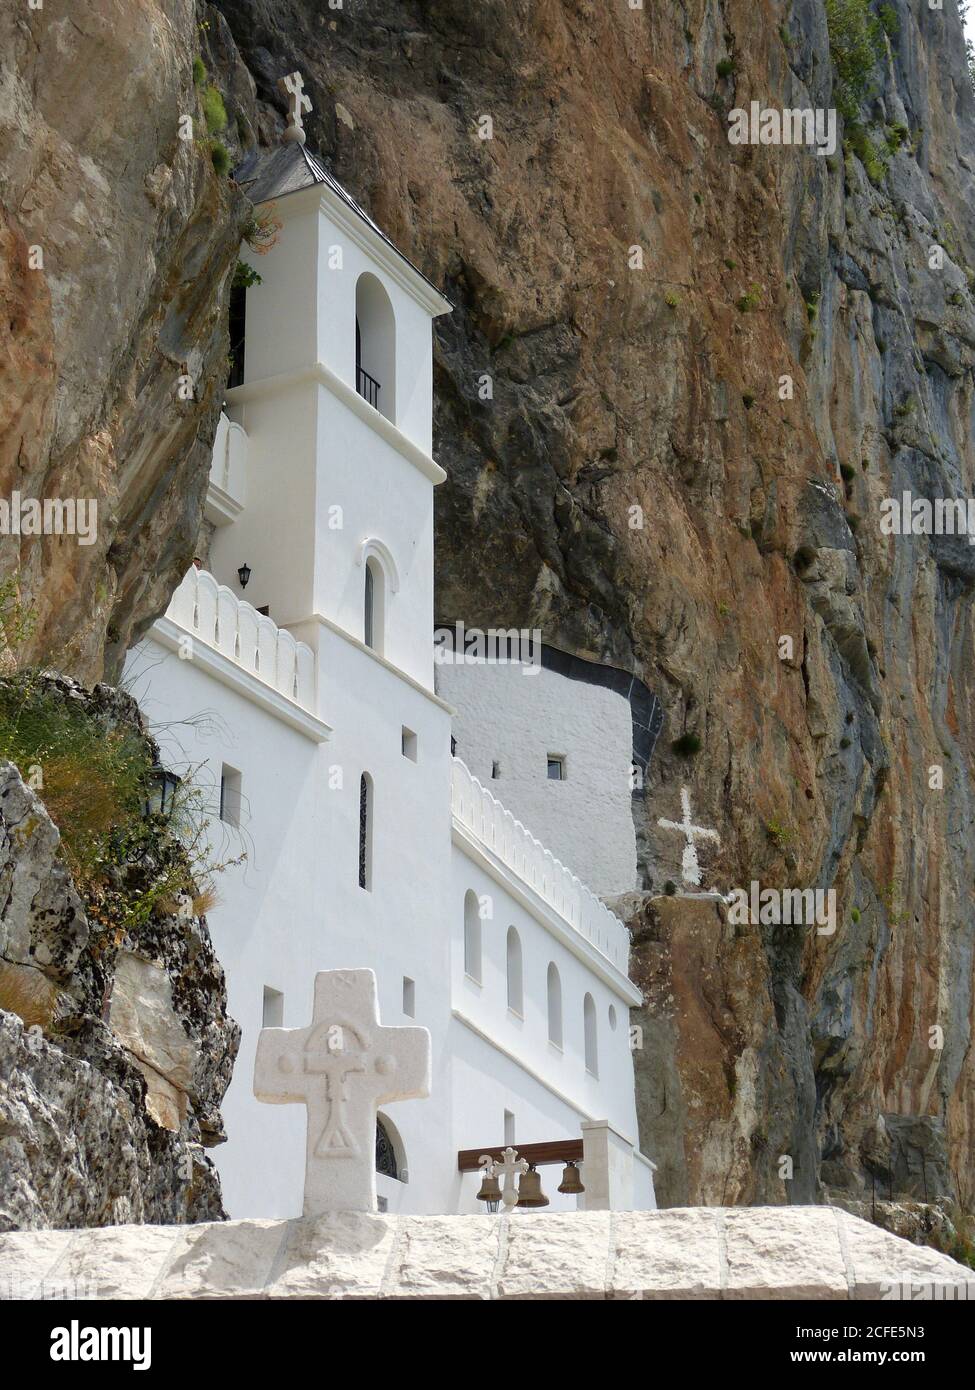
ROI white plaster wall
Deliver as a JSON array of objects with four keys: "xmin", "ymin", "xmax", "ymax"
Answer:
[
  {"xmin": 437, "ymin": 662, "xmax": 638, "ymax": 895},
  {"xmin": 447, "ymin": 845, "xmax": 642, "ymax": 1162},
  {"xmin": 124, "ymin": 626, "xmax": 456, "ymax": 1219}
]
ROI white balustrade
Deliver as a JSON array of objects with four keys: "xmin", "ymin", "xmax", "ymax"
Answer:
[
  {"xmin": 450, "ymin": 758, "xmax": 630, "ymax": 974},
  {"xmin": 164, "ymin": 566, "xmax": 317, "ymax": 713},
  {"xmin": 206, "ymin": 413, "xmax": 247, "ymax": 524}
]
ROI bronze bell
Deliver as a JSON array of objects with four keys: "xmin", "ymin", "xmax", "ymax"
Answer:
[
  {"xmin": 557, "ymin": 1161, "xmax": 585, "ymax": 1196},
  {"xmin": 476, "ymin": 1171, "xmax": 502, "ymax": 1207},
  {"xmin": 516, "ymin": 1165, "xmax": 550, "ymax": 1208}
]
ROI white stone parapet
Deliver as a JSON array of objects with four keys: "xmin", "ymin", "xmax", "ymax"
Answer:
[
  {"xmin": 165, "ymin": 566, "xmax": 316, "ymax": 713},
  {"xmin": 2, "ymin": 1208, "xmax": 971, "ymax": 1299},
  {"xmin": 451, "ymin": 757, "xmax": 630, "ymax": 973},
  {"xmin": 205, "ymin": 412, "xmax": 247, "ymax": 526}
]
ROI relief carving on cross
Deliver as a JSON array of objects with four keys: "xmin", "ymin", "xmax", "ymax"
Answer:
[{"xmin": 254, "ymin": 969, "xmax": 431, "ymax": 1216}]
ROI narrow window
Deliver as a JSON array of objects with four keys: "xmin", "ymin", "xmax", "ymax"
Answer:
[
  {"xmin": 219, "ymin": 764, "xmax": 242, "ymax": 826},
  {"xmin": 450, "ymin": 735, "xmax": 457, "ymax": 757},
  {"xmin": 547, "ymin": 755, "xmax": 565, "ymax": 780},
  {"xmin": 364, "ymin": 560, "xmax": 375, "ymax": 649},
  {"xmin": 506, "ymin": 927, "xmax": 523, "ymax": 1016},
  {"xmin": 401, "ymin": 727, "xmax": 417, "ymax": 761},
  {"xmin": 358, "ymin": 773, "xmax": 373, "ymax": 890},
  {"xmin": 547, "ymin": 962, "xmax": 563, "ymax": 1047},
  {"xmin": 364, "ymin": 556, "xmax": 385, "ymax": 654},
  {"xmin": 463, "ymin": 889, "xmax": 481, "ymax": 983},
  {"xmin": 227, "ymin": 284, "xmax": 246, "ymax": 389},
  {"xmin": 584, "ymin": 992, "xmax": 598, "ymax": 1077},
  {"xmin": 262, "ymin": 986, "xmax": 284, "ymax": 1028},
  {"xmin": 504, "ymin": 1110, "xmax": 516, "ymax": 1146},
  {"xmin": 402, "ymin": 976, "xmax": 415, "ymax": 1017},
  {"xmin": 491, "ymin": 760, "xmax": 501, "ymax": 779}
]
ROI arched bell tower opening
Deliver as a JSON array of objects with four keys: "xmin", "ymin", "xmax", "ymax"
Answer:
[{"xmin": 355, "ymin": 271, "xmax": 396, "ymax": 423}]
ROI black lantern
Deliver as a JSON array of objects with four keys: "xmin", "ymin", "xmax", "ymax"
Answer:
[
  {"xmin": 144, "ymin": 764, "xmax": 181, "ymax": 818},
  {"xmin": 237, "ymin": 562, "xmax": 252, "ymax": 589}
]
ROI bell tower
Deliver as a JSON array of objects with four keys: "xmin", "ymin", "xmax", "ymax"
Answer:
[{"xmin": 208, "ymin": 89, "xmax": 451, "ymax": 691}]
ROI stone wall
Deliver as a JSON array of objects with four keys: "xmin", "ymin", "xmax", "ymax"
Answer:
[{"xmin": 1, "ymin": 1207, "xmax": 970, "ymax": 1300}]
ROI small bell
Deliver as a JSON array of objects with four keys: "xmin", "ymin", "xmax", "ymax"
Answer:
[
  {"xmin": 557, "ymin": 1161, "xmax": 585, "ymax": 1196},
  {"xmin": 476, "ymin": 1170, "xmax": 502, "ymax": 1211},
  {"xmin": 516, "ymin": 1165, "xmax": 549, "ymax": 1208}
]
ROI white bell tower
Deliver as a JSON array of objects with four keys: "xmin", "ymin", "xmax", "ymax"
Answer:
[{"xmin": 209, "ymin": 122, "xmax": 451, "ymax": 690}]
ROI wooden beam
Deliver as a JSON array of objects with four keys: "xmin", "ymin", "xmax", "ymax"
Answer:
[{"xmin": 457, "ymin": 1139, "xmax": 584, "ymax": 1172}]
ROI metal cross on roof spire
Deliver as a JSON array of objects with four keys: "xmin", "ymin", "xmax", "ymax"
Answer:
[{"xmin": 278, "ymin": 71, "xmax": 312, "ymax": 145}]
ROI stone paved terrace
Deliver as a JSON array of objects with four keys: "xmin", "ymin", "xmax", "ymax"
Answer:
[{"xmin": 2, "ymin": 1209, "xmax": 971, "ymax": 1301}]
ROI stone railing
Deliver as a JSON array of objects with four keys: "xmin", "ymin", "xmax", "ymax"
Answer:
[
  {"xmin": 450, "ymin": 758, "xmax": 630, "ymax": 973},
  {"xmin": 165, "ymin": 566, "xmax": 316, "ymax": 712},
  {"xmin": 205, "ymin": 412, "xmax": 247, "ymax": 525}
]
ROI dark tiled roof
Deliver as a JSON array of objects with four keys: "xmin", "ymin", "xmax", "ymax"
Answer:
[{"xmin": 233, "ymin": 143, "xmax": 447, "ymax": 305}]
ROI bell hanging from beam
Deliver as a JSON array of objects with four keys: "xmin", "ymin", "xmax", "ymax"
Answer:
[
  {"xmin": 476, "ymin": 1169, "xmax": 502, "ymax": 1211},
  {"xmin": 516, "ymin": 1165, "xmax": 549, "ymax": 1208},
  {"xmin": 557, "ymin": 1160, "xmax": 585, "ymax": 1195}
]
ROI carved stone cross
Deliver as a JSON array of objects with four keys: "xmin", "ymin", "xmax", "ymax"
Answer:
[
  {"xmin": 494, "ymin": 1146, "xmax": 529, "ymax": 1210},
  {"xmin": 254, "ymin": 969, "xmax": 430, "ymax": 1215},
  {"xmin": 278, "ymin": 71, "xmax": 312, "ymax": 145},
  {"xmin": 657, "ymin": 786, "xmax": 720, "ymax": 888}
]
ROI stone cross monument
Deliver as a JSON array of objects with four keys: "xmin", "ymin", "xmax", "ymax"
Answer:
[
  {"xmin": 254, "ymin": 969, "xmax": 431, "ymax": 1215},
  {"xmin": 278, "ymin": 71, "xmax": 312, "ymax": 145}
]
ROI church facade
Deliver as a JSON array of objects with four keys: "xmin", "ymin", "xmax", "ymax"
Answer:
[{"xmin": 124, "ymin": 132, "xmax": 655, "ymax": 1219}]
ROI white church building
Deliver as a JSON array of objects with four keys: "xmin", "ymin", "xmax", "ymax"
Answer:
[{"xmin": 125, "ymin": 103, "xmax": 655, "ymax": 1219}]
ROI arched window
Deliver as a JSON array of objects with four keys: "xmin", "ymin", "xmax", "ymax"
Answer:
[
  {"xmin": 463, "ymin": 890, "xmax": 482, "ymax": 983},
  {"xmin": 355, "ymin": 272, "xmax": 395, "ymax": 423},
  {"xmin": 364, "ymin": 556, "xmax": 385, "ymax": 654},
  {"xmin": 583, "ymin": 992, "xmax": 598, "ymax": 1077},
  {"xmin": 547, "ymin": 963, "xmax": 563, "ymax": 1047},
  {"xmin": 376, "ymin": 1114, "xmax": 407, "ymax": 1182},
  {"xmin": 358, "ymin": 773, "xmax": 373, "ymax": 890},
  {"xmin": 506, "ymin": 927, "xmax": 523, "ymax": 1016}
]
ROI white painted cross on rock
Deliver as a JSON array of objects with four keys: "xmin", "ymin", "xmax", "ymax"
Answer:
[
  {"xmin": 657, "ymin": 786, "xmax": 720, "ymax": 888},
  {"xmin": 254, "ymin": 969, "xmax": 431, "ymax": 1216},
  {"xmin": 278, "ymin": 71, "xmax": 312, "ymax": 145}
]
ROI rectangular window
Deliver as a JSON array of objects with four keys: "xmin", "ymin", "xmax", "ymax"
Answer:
[
  {"xmin": 402, "ymin": 976, "xmax": 415, "ymax": 1017},
  {"xmin": 547, "ymin": 755, "xmax": 565, "ymax": 781},
  {"xmin": 401, "ymin": 727, "xmax": 417, "ymax": 761},
  {"xmin": 220, "ymin": 764, "xmax": 242, "ymax": 825},
  {"xmin": 262, "ymin": 986, "xmax": 284, "ymax": 1028},
  {"xmin": 491, "ymin": 760, "xmax": 501, "ymax": 779},
  {"xmin": 503, "ymin": 1110, "xmax": 516, "ymax": 1146}
]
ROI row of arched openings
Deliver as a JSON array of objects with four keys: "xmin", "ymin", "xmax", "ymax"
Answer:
[{"xmin": 463, "ymin": 891, "xmax": 599, "ymax": 1077}]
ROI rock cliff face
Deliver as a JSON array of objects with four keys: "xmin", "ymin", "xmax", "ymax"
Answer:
[
  {"xmin": 0, "ymin": 0, "xmax": 248, "ymax": 684},
  {"xmin": 4, "ymin": 0, "xmax": 975, "ymax": 1225},
  {"xmin": 0, "ymin": 679, "xmax": 238, "ymax": 1230}
]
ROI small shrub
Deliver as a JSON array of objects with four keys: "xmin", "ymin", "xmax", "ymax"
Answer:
[
  {"xmin": 742, "ymin": 391, "xmax": 755, "ymax": 409},
  {"xmin": 877, "ymin": 3, "xmax": 899, "ymax": 38},
  {"xmin": 693, "ymin": 191, "xmax": 703, "ymax": 205},
  {"xmin": 664, "ymin": 880, "xmax": 677, "ymax": 896},
  {"xmin": 851, "ymin": 907, "xmax": 861, "ymax": 923},
  {"xmin": 664, "ymin": 290, "xmax": 680, "ymax": 309},
  {"xmin": 824, "ymin": 0, "xmax": 884, "ymax": 121},
  {"xmin": 242, "ymin": 203, "xmax": 281, "ymax": 255},
  {"xmin": 840, "ymin": 463, "xmax": 856, "ymax": 481},
  {"xmin": 192, "ymin": 56, "xmax": 207, "ymax": 87},
  {"xmin": 210, "ymin": 140, "xmax": 231, "ymax": 176},
  {"xmin": 766, "ymin": 819, "xmax": 794, "ymax": 847},
  {"xmin": 671, "ymin": 732, "xmax": 702, "ymax": 758},
  {"xmin": 716, "ymin": 58, "xmax": 735, "ymax": 79},
  {"xmin": 233, "ymin": 260, "xmax": 263, "ymax": 290},
  {"xmin": 736, "ymin": 285, "xmax": 762, "ymax": 313},
  {"xmin": 202, "ymin": 84, "xmax": 228, "ymax": 134},
  {"xmin": 724, "ymin": 258, "xmax": 737, "ymax": 270},
  {"xmin": 840, "ymin": 735, "xmax": 852, "ymax": 749}
]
